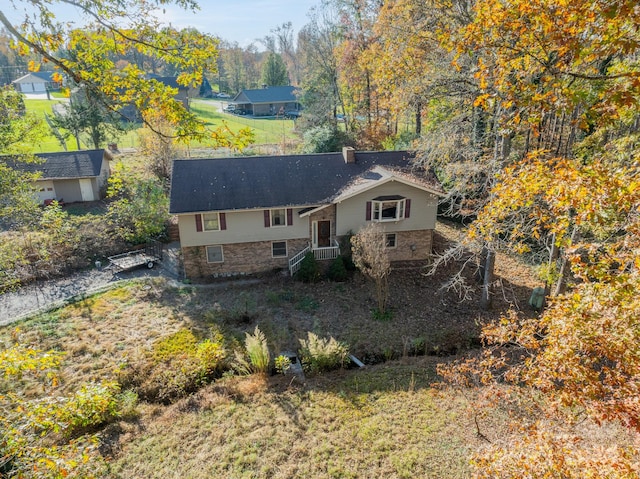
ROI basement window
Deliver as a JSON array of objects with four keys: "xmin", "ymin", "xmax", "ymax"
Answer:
[
  {"xmin": 206, "ymin": 245, "xmax": 224, "ymax": 263},
  {"xmin": 272, "ymin": 241, "xmax": 287, "ymax": 258}
]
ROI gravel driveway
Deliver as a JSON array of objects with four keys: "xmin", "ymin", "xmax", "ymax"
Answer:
[{"xmin": 0, "ymin": 242, "xmax": 183, "ymax": 327}]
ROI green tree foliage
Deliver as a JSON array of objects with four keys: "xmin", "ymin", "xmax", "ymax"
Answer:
[
  {"xmin": 0, "ymin": 86, "xmax": 45, "ymax": 227},
  {"xmin": 260, "ymin": 52, "xmax": 289, "ymax": 86},
  {"xmin": 0, "ymin": 1, "xmax": 251, "ymax": 146},
  {"xmin": 297, "ymin": 6, "xmax": 345, "ymax": 128},
  {"xmin": 301, "ymin": 124, "xmax": 353, "ymax": 153},
  {"xmin": 106, "ymin": 162, "xmax": 169, "ymax": 244},
  {"xmin": 50, "ymin": 85, "xmax": 127, "ymax": 150},
  {"xmin": 0, "ymin": 344, "xmax": 123, "ymax": 478}
]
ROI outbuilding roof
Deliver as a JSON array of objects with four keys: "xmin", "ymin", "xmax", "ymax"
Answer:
[
  {"xmin": 12, "ymin": 71, "xmax": 57, "ymax": 83},
  {"xmin": 169, "ymin": 150, "xmax": 442, "ymax": 214},
  {"xmin": 233, "ymin": 85, "xmax": 297, "ymax": 104},
  {"xmin": 10, "ymin": 150, "xmax": 107, "ymax": 179}
]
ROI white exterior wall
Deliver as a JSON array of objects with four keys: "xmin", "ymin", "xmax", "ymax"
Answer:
[
  {"xmin": 178, "ymin": 208, "xmax": 310, "ymax": 247},
  {"xmin": 336, "ymin": 180, "xmax": 438, "ymax": 236}
]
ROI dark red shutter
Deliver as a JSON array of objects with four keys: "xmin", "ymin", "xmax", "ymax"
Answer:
[
  {"xmin": 366, "ymin": 201, "xmax": 372, "ymax": 221},
  {"xmin": 287, "ymin": 208, "xmax": 293, "ymax": 226},
  {"xmin": 264, "ymin": 210, "xmax": 270, "ymax": 227},
  {"xmin": 195, "ymin": 214, "xmax": 203, "ymax": 232},
  {"xmin": 405, "ymin": 199, "xmax": 411, "ymax": 218},
  {"xmin": 220, "ymin": 212, "xmax": 227, "ymax": 230}
]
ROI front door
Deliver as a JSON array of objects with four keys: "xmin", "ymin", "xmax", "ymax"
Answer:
[{"xmin": 317, "ymin": 220, "xmax": 331, "ymax": 247}]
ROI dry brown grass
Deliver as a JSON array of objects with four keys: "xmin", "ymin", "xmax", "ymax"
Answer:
[{"xmin": 0, "ymin": 223, "xmax": 548, "ymax": 477}]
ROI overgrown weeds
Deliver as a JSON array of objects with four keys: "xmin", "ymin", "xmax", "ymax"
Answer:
[
  {"xmin": 299, "ymin": 332, "xmax": 350, "ymax": 373},
  {"xmin": 120, "ymin": 328, "xmax": 227, "ymax": 404}
]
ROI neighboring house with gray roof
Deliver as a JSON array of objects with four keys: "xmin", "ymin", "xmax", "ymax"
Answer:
[
  {"xmin": 231, "ymin": 85, "xmax": 300, "ymax": 116},
  {"xmin": 12, "ymin": 72, "xmax": 61, "ymax": 94},
  {"xmin": 12, "ymin": 149, "xmax": 112, "ymax": 204},
  {"xmin": 169, "ymin": 148, "xmax": 443, "ymax": 279}
]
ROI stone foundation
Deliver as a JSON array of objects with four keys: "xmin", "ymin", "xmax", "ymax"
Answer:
[
  {"xmin": 387, "ymin": 229, "xmax": 433, "ymax": 262},
  {"xmin": 182, "ymin": 230, "xmax": 433, "ymax": 280},
  {"xmin": 183, "ymin": 238, "xmax": 308, "ymax": 279}
]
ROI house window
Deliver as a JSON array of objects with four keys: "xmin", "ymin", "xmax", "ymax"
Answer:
[
  {"xmin": 203, "ymin": 213, "xmax": 220, "ymax": 231},
  {"xmin": 386, "ymin": 233, "xmax": 397, "ymax": 248},
  {"xmin": 206, "ymin": 245, "xmax": 224, "ymax": 263},
  {"xmin": 272, "ymin": 241, "xmax": 287, "ymax": 258},
  {"xmin": 271, "ymin": 209, "xmax": 287, "ymax": 227},
  {"xmin": 373, "ymin": 196, "xmax": 406, "ymax": 222}
]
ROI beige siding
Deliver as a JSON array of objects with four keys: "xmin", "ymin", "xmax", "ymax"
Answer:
[
  {"xmin": 335, "ymin": 180, "xmax": 438, "ymax": 236},
  {"xmin": 97, "ymin": 156, "xmax": 111, "ymax": 197},
  {"xmin": 178, "ymin": 208, "xmax": 310, "ymax": 247}
]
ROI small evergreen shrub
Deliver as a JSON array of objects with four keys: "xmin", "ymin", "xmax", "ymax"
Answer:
[
  {"xmin": 295, "ymin": 251, "xmax": 320, "ymax": 283},
  {"xmin": 299, "ymin": 332, "xmax": 349, "ymax": 373},
  {"xmin": 327, "ymin": 256, "xmax": 348, "ymax": 282}
]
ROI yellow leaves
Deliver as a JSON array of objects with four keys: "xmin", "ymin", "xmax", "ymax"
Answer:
[
  {"xmin": 474, "ymin": 93, "xmax": 491, "ymax": 108},
  {"xmin": 27, "ymin": 60, "xmax": 40, "ymax": 72}
]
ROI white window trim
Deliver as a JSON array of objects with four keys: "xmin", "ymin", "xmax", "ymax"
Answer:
[
  {"xmin": 206, "ymin": 245, "xmax": 224, "ymax": 263},
  {"xmin": 373, "ymin": 199, "xmax": 406, "ymax": 222},
  {"xmin": 270, "ymin": 208, "xmax": 288, "ymax": 227},
  {"xmin": 385, "ymin": 233, "xmax": 397, "ymax": 249},
  {"xmin": 203, "ymin": 212, "xmax": 220, "ymax": 231},
  {"xmin": 272, "ymin": 241, "xmax": 288, "ymax": 258}
]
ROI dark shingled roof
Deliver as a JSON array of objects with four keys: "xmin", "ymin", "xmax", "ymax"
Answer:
[
  {"xmin": 169, "ymin": 150, "xmax": 438, "ymax": 214},
  {"xmin": 10, "ymin": 150, "xmax": 106, "ymax": 179},
  {"xmin": 233, "ymin": 86, "xmax": 297, "ymax": 104}
]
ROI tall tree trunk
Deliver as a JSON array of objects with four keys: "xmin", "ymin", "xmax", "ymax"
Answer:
[
  {"xmin": 553, "ymin": 226, "xmax": 578, "ymax": 297},
  {"xmin": 480, "ymin": 247, "xmax": 495, "ymax": 310},
  {"xmin": 415, "ymin": 101, "xmax": 422, "ymax": 135}
]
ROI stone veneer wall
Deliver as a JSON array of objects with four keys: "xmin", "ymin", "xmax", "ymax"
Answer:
[
  {"xmin": 387, "ymin": 229, "xmax": 433, "ymax": 262},
  {"xmin": 308, "ymin": 205, "xmax": 337, "ymax": 242},
  {"xmin": 182, "ymin": 229, "xmax": 433, "ymax": 280},
  {"xmin": 183, "ymin": 238, "xmax": 308, "ymax": 279}
]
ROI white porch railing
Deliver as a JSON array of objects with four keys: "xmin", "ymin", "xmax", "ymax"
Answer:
[
  {"xmin": 313, "ymin": 239, "xmax": 341, "ymax": 261},
  {"xmin": 288, "ymin": 244, "xmax": 310, "ymax": 276},
  {"xmin": 288, "ymin": 240, "xmax": 341, "ymax": 276}
]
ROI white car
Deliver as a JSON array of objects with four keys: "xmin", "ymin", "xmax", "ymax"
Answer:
[{"xmin": 217, "ymin": 93, "xmax": 231, "ymax": 98}]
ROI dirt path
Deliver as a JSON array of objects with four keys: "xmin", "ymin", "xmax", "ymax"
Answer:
[{"xmin": 0, "ymin": 242, "xmax": 183, "ymax": 326}]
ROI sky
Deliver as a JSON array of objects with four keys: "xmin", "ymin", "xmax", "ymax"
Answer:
[
  {"xmin": 156, "ymin": 0, "xmax": 320, "ymax": 46},
  {"xmin": 4, "ymin": 0, "xmax": 320, "ymax": 48}
]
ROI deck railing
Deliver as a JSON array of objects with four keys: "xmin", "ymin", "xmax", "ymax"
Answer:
[
  {"xmin": 288, "ymin": 240, "xmax": 341, "ymax": 276},
  {"xmin": 313, "ymin": 239, "xmax": 341, "ymax": 261},
  {"xmin": 288, "ymin": 244, "xmax": 311, "ymax": 276}
]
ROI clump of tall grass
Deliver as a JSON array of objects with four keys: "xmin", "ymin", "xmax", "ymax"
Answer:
[
  {"xmin": 233, "ymin": 326, "xmax": 271, "ymax": 375},
  {"xmin": 299, "ymin": 332, "xmax": 349, "ymax": 373}
]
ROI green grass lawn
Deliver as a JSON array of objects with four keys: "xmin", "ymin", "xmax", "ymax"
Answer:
[
  {"xmin": 21, "ymin": 97, "xmax": 301, "ymax": 154},
  {"xmin": 190, "ymin": 99, "xmax": 300, "ymax": 145}
]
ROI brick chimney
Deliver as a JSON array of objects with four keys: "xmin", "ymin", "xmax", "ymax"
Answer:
[{"xmin": 342, "ymin": 146, "xmax": 355, "ymax": 164}]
